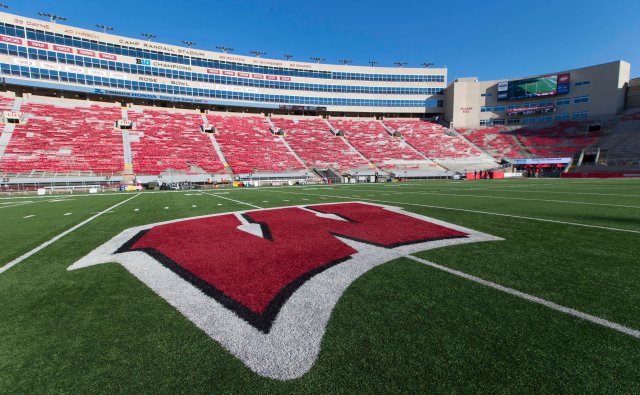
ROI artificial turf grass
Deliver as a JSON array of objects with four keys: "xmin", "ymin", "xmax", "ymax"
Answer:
[
  {"xmin": 0, "ymin": 179, "xmax": 639, "ymax": 392},
  {"xmin": 2, "ymin": 257, "xmax": 639, "ymax": 393}
]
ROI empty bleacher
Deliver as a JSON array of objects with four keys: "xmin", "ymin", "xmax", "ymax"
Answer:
[
  {"xmin": 384, "ymin": 119, "xmax": 496, "ymax": 171},
  {"xmin": 271, "ymin": 116, "xmax": 370, "ymax": 172},
  {"xmin": 516, "ymin": 122, "xmax": 601, "ymax": 158},
  {"xmin": 207, "ymin": 113, "xmax": 305, "ymax": 174},
  {"xmin": 330, "ymin": 118, "xmax": 440, "ymax": 172},
  {"xmin": 0, "ymin": 95, "xmax": 15, "ymax": 112},
  {"xmin": 461, "ymin": 122, "xmax": 603, "ymax": 160},
  {"xmin": 460, "ymin": 126, "xmax": 528, "ymax": 159},
  {"xmin": 0, "ymin": 99, "xmax": 124, "ymax": 174},
  {"xmin": 127, "ymin": 108, "xmax": 226, "ymax": 175}
]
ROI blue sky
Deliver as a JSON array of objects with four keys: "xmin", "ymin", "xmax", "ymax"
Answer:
[{"xmin": 7, "ymin": 0, "xmax": 639, "ymax": 81}]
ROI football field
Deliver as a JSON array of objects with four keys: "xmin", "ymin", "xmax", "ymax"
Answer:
[{"xmin": 1, "ymin": 178, "xmax": 639, "ymax": 393}]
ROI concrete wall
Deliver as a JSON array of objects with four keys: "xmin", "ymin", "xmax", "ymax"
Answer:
[{"xmin": 627, "ymin": 78, "xmax": 640, "ymax": 109}]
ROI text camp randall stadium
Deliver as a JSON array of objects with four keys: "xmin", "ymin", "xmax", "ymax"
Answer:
[{"xmin": 0, "ymin": 1, "xmax": 640, "ymax": 393}]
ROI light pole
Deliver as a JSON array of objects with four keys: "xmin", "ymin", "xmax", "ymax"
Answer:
[
  {"xmin": 421, "ymin": 62, "xmax": 434, "ymax": 68},
  {"xmin": 284, "ymin": 54, "xmax": 293, "ymax": 61},
  {"xmin": 38, "ymin": 12, "xmax": 67, "ymax": 23},
  {"xmin": 310, "ymin": 57, "xmax": 325, "ymax": 64},
  {"xmin": 96, "ymin": 24, "xmax": 113, "ymax": 33},
  {"xmin": 216, "ymin": 46, "xmax": 234, "ymax": 53},
  {"xmin": 0, "ymin": 4, "xmax": 9, "ymax": 9},
  {"xmin": 141, "ymin": 33, "xmax": 156, "ymax": 41},
  {"xmin": 250, "ymin": 50, "xmax": 267, "ymax": 58},
  {"xmin": 338, "ymin": 59, "xmax": 352, "ymax": 66},
  {"xmin": 182, "ymin": 41, "xmax": 196, "ymax": 48},
  {"xmin": 394, "ymin": 61, "xmax": 407, "ymax": 68},
  {"xmin": 368, "ymin": 60, "xmax": 378, "ymax": 67}
]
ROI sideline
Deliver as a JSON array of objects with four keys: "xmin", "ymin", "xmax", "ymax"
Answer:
[
  {"xmin": 264, "ymin": 190, "xmax": 640, "ymax": 234},
  {"xmin": 407, "ymin": 255, "xmax": 640, "ymax": 339}
]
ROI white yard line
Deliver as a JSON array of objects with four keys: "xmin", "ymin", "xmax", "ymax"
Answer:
[
  {"xmin": 406, "ymin": 255, "xmax": 640, "ymax": 339},
  {"xmin": 0, "ymin": 193, "xmax": 141, "ymax": 275},
  {"xmin": 268, "ymin": 190, "xmax": 640, "ymax": 234},
  {"xmin": 0, "ymin": 201, "xmax": 35, "ymax": 209},
  {"xmin": 202, "ymin": 192, "xmax": 263, "ymax": 209}
]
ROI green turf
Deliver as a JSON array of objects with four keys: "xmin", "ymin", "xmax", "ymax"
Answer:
[{"xmin": 1, "ymin": 179, "xmax": 639, "ymax": 393}]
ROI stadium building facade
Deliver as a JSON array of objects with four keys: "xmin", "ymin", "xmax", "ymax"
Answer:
[
  {"xmin": 0, "ymin": 11, "xmax": 446, "ymax": 116},
  {"xmin": 445, "ymin": 61, "xmax": 631, "ymax": 128}
]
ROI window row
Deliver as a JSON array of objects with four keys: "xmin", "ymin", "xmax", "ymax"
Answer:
[
  {"xmin": 0, "ymin": 44, "xmax": 444, "ymax": 96},
  {"xmin": 1, "ymin": 64, "xmax": 443, "ymax": 108},
  {"xmin": 573, "ymin": 95, "xmax": 589, "ymax": 104},
  {"xmin": 480, "ymin": 112, "xmax": 587, "ymax": 126},
  {"xmin": 0, "ymin": 23, "xmax": 445, "ymax": 83}
]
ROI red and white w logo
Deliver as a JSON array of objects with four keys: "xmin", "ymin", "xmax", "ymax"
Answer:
[{"xmin": 69, "ymin": 202, "xmax": 501, "ymax": 379}]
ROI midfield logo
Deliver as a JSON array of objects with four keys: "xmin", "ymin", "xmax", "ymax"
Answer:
[{"xmin": 69, "ymin": 202, "xmax": 501, "ymax": 379}]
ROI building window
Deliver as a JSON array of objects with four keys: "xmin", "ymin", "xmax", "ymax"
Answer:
[
  {"xmin": 574, "ymin": 95, "xmax": 589, "ymax": 104},
  {"xmin": 556, "ymin": 98, "xmax": 570, "ymax": 106},
  {"xmin": 555, "ymin": 113, "xmax": 570, "ymax": 121},
  {"xmin": 507, "ymin": 119, "xmax": 520, "ymax": 125},
  {"xmin": 480, "ymin": 119, "xmax": 492, "ymax": 126},
  {"xmin": 572, "ymin": 111, "xmax": 588, "ymax": 120},
  {"xmin": 493, "ymin": 118, "xmax": 506, "ymax": 125},
  {"xmin": 481, "ymin": 93, "xmax": 492, "ymax": 97},
  {"xmin": 480, "ymin": 106, "xmax": 492, "ymax": 112},
  {"xmin": 493, "ymin": 105, "xmax": 506, "ymax": 112}
]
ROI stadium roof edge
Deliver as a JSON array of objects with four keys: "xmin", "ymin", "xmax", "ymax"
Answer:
[
  {"xmin": 450, "ymin": 60, "xmax": 630, "ymax": 85},
  {"xmin": 0, "ymin": 10, "xmax": 446, "ymax": 74}
]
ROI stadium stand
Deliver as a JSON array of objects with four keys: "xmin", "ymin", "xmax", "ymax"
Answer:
[
  {"xmin": 383, "ymin": 119, "xmax": 497, "ymax": 170},
  {"xmin": 127, "ymin": 108, "xmax": 225, "ymax": 175},
  {"xmin": 206, "ymin": 113, "xmax": 306, "ymax": 174},
  {"xmin": 0, "ymin": 98, "xmax": 124, "ymax": 174},
  {"xmin": 328, "ymin": 118, "xmax": 441, "ymax": 172},
  {"xmin": 0, "ymin": 95, "xmax": 15, "ymax": 111},
  {"xmin": 460, "ymin": 122, "xmax": 603, "ymax": 160},
  {"xmin": 271, "ymin": 116, "xmax": 371, "ymax": 172},
  {"xmin": 592, "ymin": 110, "xmax": 640, "ymax": 166},
  {"xmin": 516, "ymin": 122, "xmax": 601, "ymax": 158},
  {"xmin": 460, "ymin": 126, "xmax": 528, "ymax": 159}
]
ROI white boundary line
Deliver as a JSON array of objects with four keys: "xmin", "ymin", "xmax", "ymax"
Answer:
[
  {"xmin": 380, "ymin": 184, "xmax": 640, "ymax": 198},
  {"xmin": 267, "ymin": 190, "xmax": 640, "ymax": 234},
  {"xmin": 361, "ymin": 188, "xmax": 640, "ymax": 209},
  {"xmin": 406, "ymin": 255, "xmax": 640, "ymax": 339},
  {"xmin": 0, "ymin": 193, "xmax": 141, "ymax": 275}
]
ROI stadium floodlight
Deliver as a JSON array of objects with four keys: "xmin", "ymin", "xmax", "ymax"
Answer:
[
  {"xmin": 38, "ymin": 12, "xmax": 67, "ymax": 23},
  {"xmin": 96, "ymin": 24, "xmax": 113, "ymax": 33},
  {"xmin": 394, "ymin": 62, "xmax": 407, "ymax": 68},
  {"xmin": 368, "ymin": 61, "xmax": 378, "ymax": 67},
  {"xmin": 338, "ymin": 59, "xmax": 353, "ymax": 66},
  {"xmin": 182, "ymin": 41, "xmax": 197, "ymax": 48},
  {"xmin": 0, "ymin": 3, "xmax": 9, "ymax": 8},
  {"xmin": 421, "ymin": 62, "xmax": 434, "ymax": 68},
  {"xmin": 250, "ymin": 51, "xmax": 267, "ymax": 58},
  {"xmin": 284, "ymin": 54, "xmax": 293, "ymax": 61},
  {"xmin": 310, "ymin": 57, "xmax": 325, "ymax": 64},
  {"xmin": 216, "ymin": 46, "xmax": 234, "ymax": 53},
  {"xmin": 141, "ymin": 33, "xmax": 156, "ymax": 41}
]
